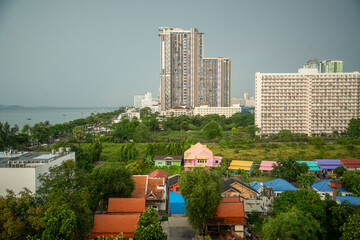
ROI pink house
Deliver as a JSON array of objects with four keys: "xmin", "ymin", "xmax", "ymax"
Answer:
[
  {"xmin": 259, "ymin": 161, "xmax": 278, "ymax": 172},
  {"xmin": 184, "ymin": 143, "xmax": 222, "ymax": 171}
]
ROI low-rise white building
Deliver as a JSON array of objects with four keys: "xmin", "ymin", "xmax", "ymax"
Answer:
[
  {"xmin": 0, "ymin": 149, "xmax": 75, "ymax": 196},
  {"xmin": 194, "ymin": 105, "xmax": 241, "ymax": 117}
]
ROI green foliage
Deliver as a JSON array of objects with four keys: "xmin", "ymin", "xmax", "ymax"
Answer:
[
  {"xmin": 134, "ymin": 207, "xmax": 165, "ymax": 240},
  {"xmin": 334, "ymin": 166, "xmax": 346, "ymax": 177},
  {"xmin": 341, "ymin": 171, "xmax": 360, "ymax": 196},
  {"xmin": 340, "ymin": 213, "xmax": 360, "ymax": 240},
  {"xmin": 199, "ymin": 236, "xmax": 212, "ymax": 240},
  {"xmin": 203, "ymin": 120, "xmax": 222, "ymax": 139},
  {"xmin": 37, "ymin": 160, "xmax": 93, "ymax": 239},
  {"xmin": 134, "ymin": 123, "xmax": 149, "ymax": 142},
  {"xmin": 0, "ymin": 122, "xmax": 30, "ymax": 150},
  {"xmin": 73, "ymin": 126, "xmax": 85, "ymax": 145},
  {"xmin": 347, "ymin": 118, "xmax": 360, "ymax": 137},
  {"xmin": 90, "ymin": 162, "xmax": 135, "ymax": 202},
  {"xmin": 41, "ymin": 204, "xmax": 77, "ymax": 240},
  {"xmin": 237, "ymin": 169, "xmax": 250, "ymax": 182},
  {"xmin": 119, "ymin": 142, "xmax": 138, "ymax": 162},
  {"xmin": 271, "ymin": 157, "xmax": 309, "ymax": 181},
  {"xmin": 245, "ymin": 125, "xmax": 259, "ymax": 138},
  {"xmin": 97, "ymin": 234, "xmax": 124, "ymax": 240},
  {"xmin": 261, "ymin": 207, "xmax": 321, "ymax": 240},
  {"xmin": 140, "ymin": 107, "xmax": 152, "ymax": 119},
  {"xmin": 145, "ymin": 141, "xmax": 189, "ymax": 157},
  {"xmin": 309, "ymin": 137, "xmax": 325, "ymax": 149},
  {"xmin": 0, "ymin": 189, "xmax": 38, "ymax": 240},
  {"xmin": 272, "ymin": 189, "xmax": 325, "ymax": 222},
  {"xmin": 89, "ymin": 140, "xmax": 102, "ymax": 163},
  {"xmin": 126, "ymin": 160, "xmax": 144, "ymax": 175},
  {"xmin": 179, "ymin": 168, "xmax": 222, "ymax": 235},
  {"xmin": 30, "ymin": 121, "xmax": 51, "ymax": 144},
  {"xmin": 297, "ymin": 173, "xmax": 315, "ymax": 189}
]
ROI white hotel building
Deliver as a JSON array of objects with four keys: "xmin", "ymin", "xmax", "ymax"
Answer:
[{"xmin": 255, "ymin": 68, "xmax": 360, "ymax": 136}]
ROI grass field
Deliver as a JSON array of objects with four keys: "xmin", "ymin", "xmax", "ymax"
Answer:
[{"xmin": 82, "ymin": 141, "xmax": 360, "ymax": 164}]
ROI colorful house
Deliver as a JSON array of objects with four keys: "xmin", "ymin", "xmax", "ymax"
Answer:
[
  {"xmin": 259, "ymin": 161, "xmax": 278, "ymax": 172},
  {"xmin": 169, "ymin": 191, "xmax": 186, "ymax": 215},
  {"xmin": 312, "ymin": 180, "xmax": 352, "ymax": 199},
  {"xmin": 168, "ymin": 174, "xmax": 180, "ymax": 193},
  {"xmin": 221, "ymin": 176, "xmax": 259, "ymax": 199},
  {"xmin": 339, "ymin": 159, "xmax": 360, "ymax": 171},
  {"xmin": 206, "ymin": 197, "xmax": 247, "ymax": 239},
  {"xmin": 154, "ymin": 155, "xmax": 182, "ymax": 167},
  {"xmin": 183, "ymin": 143, "xmax": 222, "ymax": 171},
  {"xmin": 296, "ymin": 161, "xmax": 321, "ymax": 172},
  {"xmin": 229, "ymin": 160, "xmax": 254, "ymax": 174},
  {"xmin": 316, "ymin": 159, "xmax": 343, "ymax": 171},
  {"xmin": 263, "ymin": 178, "xmax": 297, "ymax": 197}
]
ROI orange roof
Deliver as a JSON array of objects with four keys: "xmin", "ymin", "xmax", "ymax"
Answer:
[
  {"xmin": 107, "ymin": 198, "xmax": 145, "ymax": 214},
  {"xmin": 132, "ymin": 176, "xmax": 148, "ymax": 198},
  {"xmin": 148, "ymin": 169, "xmax": 168, "ymax": 179},
  {"xmin": 216, "ymin": 201, "xmax": 245, "ymax": 218},
  {"xmin": 147, "ymin": 178, "xmax": 164, "ymax": 201},
  {"xmin": 88, "ymin": 214, "xmax": 139, "ymax": 239},
  {"xmin": 222, "ymin": 197, "xmax": 241, "ymax": 203}
]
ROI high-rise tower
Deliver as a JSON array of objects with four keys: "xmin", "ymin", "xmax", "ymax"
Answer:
[{"xmin": 159, "ymin": 27, "xmax": 204, "ymax": 111}]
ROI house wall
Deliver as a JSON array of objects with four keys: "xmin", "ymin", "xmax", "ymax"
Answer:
[
  {"xmin": 155, "ymin": 160, "xmax": 181, "ymax": 167},
  {"xmin": 222, "ymin": 183, "xmax": 258, "ymax": 199}
]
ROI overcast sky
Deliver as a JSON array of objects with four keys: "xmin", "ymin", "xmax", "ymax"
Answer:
[{"xmin": 0, "ymin": 0, "xmax": 359, "ymax": 107}]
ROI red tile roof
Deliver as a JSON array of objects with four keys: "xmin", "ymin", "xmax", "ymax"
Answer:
[
  {"xmin": 339, "ymin": 159, "xmax": 360, "ymax": 168},
  {"xmin": 148, "ymin": 169, "xmax": 168, "ymax": 179},
  {"xmin": 153, "ymin": 155, "xmax": 183, "ymax": 161},
  {"xmin": 88, "ymin": 214, "xmax": 139, "ymax": 239},
  {"xmin": 132, "ymin": 176, "xmax": 148, "ymax": 198},
  {"xmin": 221, "ymin": 196, "xmax": 241, "ymax": 203},
  {"xmin": 147, "ymin": 178, "xmax": 164, "ymax": 201},
  {"xmin": 107, "ymin": 198, "xmax": 145, "ymax": 214}
]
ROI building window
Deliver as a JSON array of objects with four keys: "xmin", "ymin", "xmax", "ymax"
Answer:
[
  {"xmin": 167, "ymin": 161, "xmax": 172, "ymax": 166},
  {"xmin": 158, "ymin": 162, "xmax": 163, "ymax": 165},
  {"xmin": 197, "ymin": 160, "xmax": 206, "ymax": 164}
]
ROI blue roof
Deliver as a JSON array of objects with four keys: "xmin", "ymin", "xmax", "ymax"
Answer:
[
  {"xmin": 312, "ymin": 180, "xmax": 350, "ymax": 192},
  {"xmin": 337, "ymin": 196, "xmax": 360, "ymax": 205},
  {"xmin": 250, "ymin": 181, "xmax": 263, "ymax": 191},
  {"xmin": 297, "ymin": 161, "xmax": 321, "ymax": 171},
  {"xmin": 169, "ymin": 191, "xmax": 186, "ymax": 214},
  {"xmin": 263, "ymin": 178, "xmax": 297, "ymax": 191}
]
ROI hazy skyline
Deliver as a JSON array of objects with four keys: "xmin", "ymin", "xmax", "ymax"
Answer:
[{"xmin": 0, "ymin": 0, "xmax": 359, "ymax": 107}]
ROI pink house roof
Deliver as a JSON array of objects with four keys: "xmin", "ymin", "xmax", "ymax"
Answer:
[
  {"xmin": 184, "ymin": 143, "xmax": 213, "ymax": 159},
  {"xmin": 259, "ymin": 161, "xmax": 278, "ymax": 171}
]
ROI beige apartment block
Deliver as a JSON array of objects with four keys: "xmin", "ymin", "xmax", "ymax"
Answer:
[
  {"xmin": 201, "ymin": 58, "xmax": 231, "ymax": 107},
  {"xmin": 255, "ymin": 68, "xmax": 360, "ymax": 136}
]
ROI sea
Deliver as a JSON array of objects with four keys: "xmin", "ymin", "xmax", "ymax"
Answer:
[{"xmin": 0, "ymin": 107, "xmax": 119, "ymax": 129}]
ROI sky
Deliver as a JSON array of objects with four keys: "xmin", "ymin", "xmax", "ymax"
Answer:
[{"xmin": 0, "ymin": 0, "xmax": 359, "ymax": 107}]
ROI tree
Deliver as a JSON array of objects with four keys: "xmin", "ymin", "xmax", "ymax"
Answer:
[
  {"xmin": 297, "ymin": 173, "xmax": 315, "ymax": 189},
  {"xmin": 272, "ymin": 189, "xmax": 325, "ymax": 222},
  {"xmin": 271, "ymin": 157, "xmax": 309, "ymax": 181},
  {"xmin": 245, "ymin": 125, "xmax": 259, "ymax": 138},
  {"xmin": 90, "ymin": 162, "xmax": 135, "ymax": 203},
  {"xmin": 133, "ymin": 207, "xmax": 165, "ymax": 240},
  {"xmin": 340, "ymin": 213, "xmax": 360, "ymax": 240},
  {"xmin": 0, "ymin": 188, "xmax": 38, "ymax": 240},
  {"xmin": 347, "ymin": 118, "xmax": 360, "ymax": 137},
  {"xmin": 134, "ymin": 123, "xmax": 149, "ymax": 142},
  {"xmin": 37, "ymin": 159, "xmax": 93, "ymax": 239},
  {"xmin": 41, "ymin": 204, "xmax": 77, "ymax": 240},
  {"xmin": 341, "ymin": 171, "xmax": 360, "ymax": 196},
  {"xmin": 179, "ymin": 168, "xmax": 222, "ymax": 235},
  {"xmin": 334, "ymin": 166, "xmax": 346, "ymax": 177},
  {"xmin": 140, "ymin": 107, "xmax": 152, "ymax": 119},
  {"xmin": 73, "ymin": 126, "xmax": 85, "ymax": 146},
  {"xmin": 202, "ymin": 120, "xmax": 222, "ymax": 139},
  {"xmin": 89, "ymin": 140, "xmax": 102, "ymax": 163},
  {"xmin": 261, "ymin": 207, "xmax": 321, "ymax": 240}
]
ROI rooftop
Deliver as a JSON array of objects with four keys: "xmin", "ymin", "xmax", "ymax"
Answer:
[
  {"xmin": 148, "ymin": 169, "xmax": 168, "ymax": 179},
  {"xmin": 153, "ymin": 155, "xmax": 182, "ymax": 161},
  {"xmin": 339, "ymin": 159, "xmax": 360, "ymax": 168},
  {"xmin": 229, "ymin": 160, "xmax": 254, "ymax": 171},
  {"xmin": 107, "ymin": 198, "xmax": 145, "ymax": 214},
  {"xmin": 131, "ymin": 176, "xmax": 148, "ymax": 198},
  {"xmin": 316, "ymin": 159, "xmax": 343, "ymax": 170},
  {"xmin": 259, "ymin": 161, "xmax": 278, "ymax": 171},
  {"xmin": 312, "ymin": 180, "xmax": 350, "ymax": 192},
  {"xmin": 336, "ymin": 196, "xmax": 360, "ymax": 205},
  {"xmin": 89, "ymin": 214, "xmax": 140, "ymax": 239},
  {"xmin": 146, "ymin": 178, "xmax": 164, "ymax": 201},
  {"xmin": 297, "ymin": 161, "xmax": 321, "ymax": 171},
  {"xmin": 263, "ymin": 178, "xmax": 297, "ymax": 191}
]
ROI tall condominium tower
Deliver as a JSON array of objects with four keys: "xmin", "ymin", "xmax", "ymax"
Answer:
[
  {"xmin": 158, "ymin": 27, "xmax": 230, "ymax": 111},
  {"xmin": 255, "ymin": 68, "xmax": 360, "ymax": 136},
  {"xmin": 201, "ymin": 58, "xmax": 231, "ymax": 107},
  {"xmin": 159, "ymin": 27, "xmax": 204, "ymax": 111},
  {"xmin": 320, "ymin": 60, "xmax": 343, "ymax": 73}
]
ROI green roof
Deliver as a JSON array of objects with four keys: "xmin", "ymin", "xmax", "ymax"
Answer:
[{"xmin": 297, "ymin": 161, "xmax": 321, "ymax": 171}]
